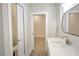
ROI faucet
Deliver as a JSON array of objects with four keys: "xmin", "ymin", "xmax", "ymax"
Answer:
[{"xmin": 61, "ymin": 36, "xmax": 72, "ymax": 46}]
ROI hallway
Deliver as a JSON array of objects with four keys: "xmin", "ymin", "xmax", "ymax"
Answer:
[{"xmin": 30, "ymin": 37, "xmax": 47, "ymax": 56}]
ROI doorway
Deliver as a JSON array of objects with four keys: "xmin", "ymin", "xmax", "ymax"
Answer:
[
  {"xmin": 31, "ymin": 13, "xmax": 47, "ymax": 56},
  {"xmin": 11, "ymin": 4, "xmax": 25, "ymax": 56}
]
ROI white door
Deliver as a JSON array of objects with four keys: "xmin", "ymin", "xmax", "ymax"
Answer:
[{"xmin": 17, "ymin": 4, "xmax": 25, "ymax": 56}]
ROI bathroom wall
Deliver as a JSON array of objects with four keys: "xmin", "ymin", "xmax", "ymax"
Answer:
[
  {"xmin": 34, "ymin": 15, "xmax": 45, "ymax": 37},
  {"xmin": 31, "ymin": 3, "xmax": 57, "ymax": 37},
  {"xmin": 55, "ymin": 4, "xmax": 61, "ymax": 37},
  {"xmin": 0, "ymin": 4, "xmax": 5, "ymax": 56},
  {"xmin": 1, "ymin": 3, "xmax": 13, "ymax": 56}
]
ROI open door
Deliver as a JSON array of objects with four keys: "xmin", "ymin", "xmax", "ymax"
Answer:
[{"xmin": 16, "ymin": 4, "xmax": 25, "ymax": 56}]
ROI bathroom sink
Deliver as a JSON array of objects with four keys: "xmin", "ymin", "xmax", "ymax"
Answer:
[{"xmin": 47, "ymin": 38, "xmax": 79, "ymax": 56}]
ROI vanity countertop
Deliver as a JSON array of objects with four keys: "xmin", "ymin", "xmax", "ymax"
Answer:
[{"xmin": 47, "ymin": 38, "xmax": 79, "ymax": 56}]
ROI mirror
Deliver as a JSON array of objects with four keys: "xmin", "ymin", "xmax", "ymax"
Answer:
[{"xmin": 62, "ymin": 4, "xmax": 79, "ymax": 36}]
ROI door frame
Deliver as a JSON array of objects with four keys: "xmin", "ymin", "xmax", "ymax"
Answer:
[{"xmin": 31, "ymin": 12, "xmax": 48, "ymax": 50}]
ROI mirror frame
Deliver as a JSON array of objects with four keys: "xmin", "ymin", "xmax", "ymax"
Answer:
[{"xmin": 61, "ymin": 4, "xmax": 79, "ymax": 37}]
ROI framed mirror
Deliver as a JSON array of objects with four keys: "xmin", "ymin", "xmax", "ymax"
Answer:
[{"xmin": 62, "ymin": 4, "xmax": 79, "ymax": 36}]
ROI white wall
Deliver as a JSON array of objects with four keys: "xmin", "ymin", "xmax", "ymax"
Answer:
[
  {"xmin": 55, "ymin": 4, "xmax": 61, "ymax": 37},
  {"xmin": 1, "ymin": 3, "xmax": 13, "ymax": 56},
  {"xmin": 0, "ymin": 4, "xmax": 5, "ymax": 56},
  {"xmin": 62, "ymin": 3, "xmax": 78, "ymax": 13},
  {"xmin": 31, "ymin": 3, "xmax": 57, "ymax": 37}
]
